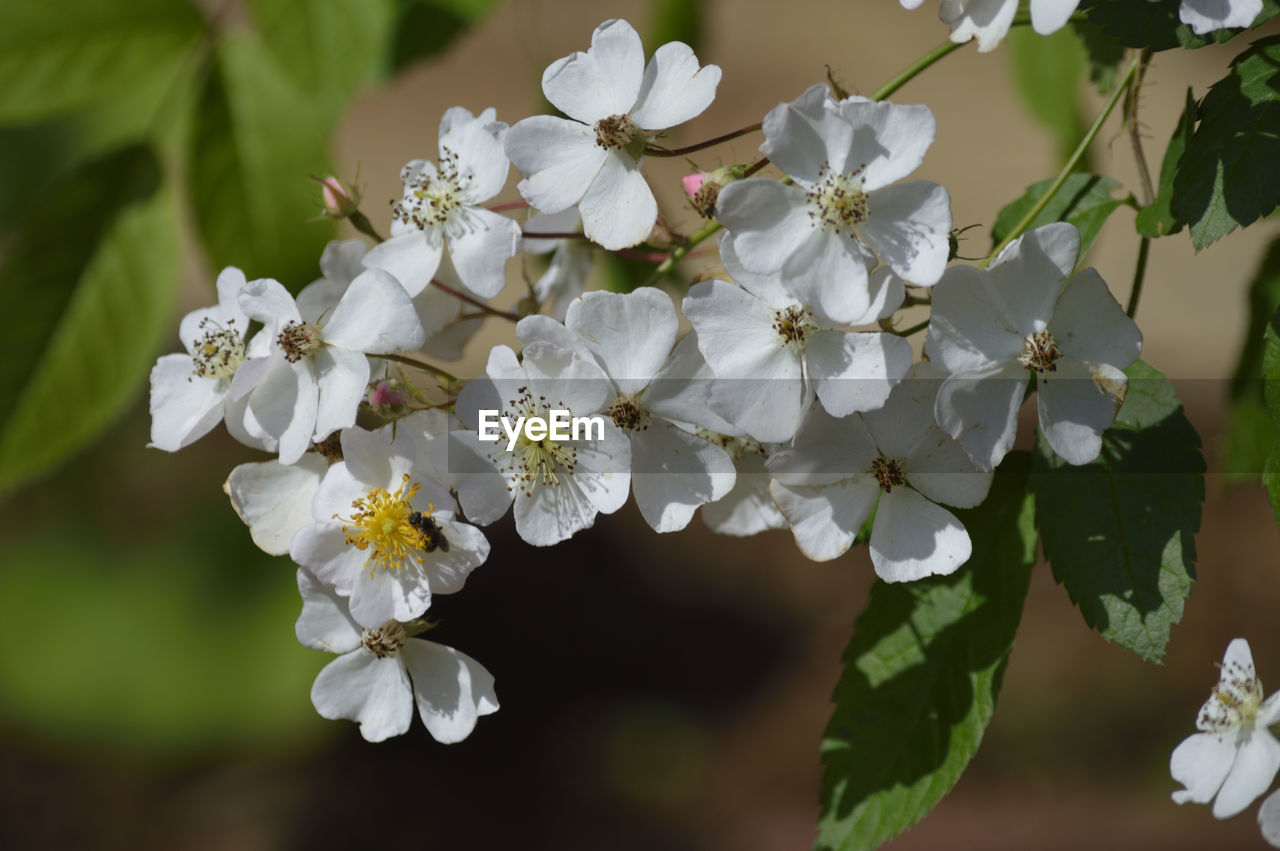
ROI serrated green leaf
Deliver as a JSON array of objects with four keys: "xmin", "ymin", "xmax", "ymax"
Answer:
[
  {"xmin": 0, "ymin": 0, "xmax": 203, "ymax": 123},
  {"xmin": 1135, "ymin": 87, "xmax": 1194, "ymax": 239},
  {"xmin": 1224, "ymin": 238, "xmax": 1280, "ymax": 481},
  {"xmin": 816, "ymin": 454, "xmax": 1037, "ymax": 851},
  {"xmin": 1171, "ymin": 36, "xmax": 1280, "ymax": 251},
  {"xmin": 1008, "ymin": 26, "xmax": 1086, "ymax": 165},
  {"xmin": 1073, "ymin": 19, "xmax": 1124, "ymax": 93},
  {"xmin": 991, "ymin": 173, "xmax": 1126, "ymax": 262},
  {"xmin": 388, "ymin": 0, "xmax": 500, "ymax": 74},
  {"xmin": 1082, "ymin": 0, "xmax": 1278, "ymax": 51},
  {"xmin": 0, "ymin": 145, "xmax": 177, "ymax": 495},
  {"xmin": 649, "ymin": 0, "xmax": 704, "ymax": 51},
  {"xmin": 248, "ymin": 0, "xmax": 394, "ymax": 109},
  {"xmin": 190, "ymin": 34, "xmax": 335, "ymax": 289},
  {"xmin": 1033, "ymin": 360, "xmax": 1204, "ymax": 663}
]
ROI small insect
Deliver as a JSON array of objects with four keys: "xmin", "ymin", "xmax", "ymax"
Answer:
[
  {"xmin": 948, "ymin": 223, "xmax": 983, "ymax": 261},
  {"xmin": 408, "ymin": 511, "xmax": 450, "ymax": 553}
]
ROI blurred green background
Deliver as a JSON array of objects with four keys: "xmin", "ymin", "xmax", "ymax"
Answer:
[{"xmin": 3, "ymin": 0, "xmax": 1280, "ymax": 848}]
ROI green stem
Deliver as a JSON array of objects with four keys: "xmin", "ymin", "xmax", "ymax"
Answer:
[
  {"xmin": 644, "ymin": 122, "xmax": 763, "ymax": 158},
  {"xmin": 872, "ymin": 40, "xmax": 965, "ymax": 102},
  {"xmin": 1127, "ymin": 236, "xmax": 1150, "ymax": 319},
  {"xmin": 643, "ymin": 219, "xmax": 723, "ymax": 286},
  {"xmin": 349, "ymin": 210, "xmax": 384, "ymax": 243},
  {"xmin": 894, "ymin": 318, "xmax": 930, "ymax": 337},
  {"xmin": 372, "ymin": 352, "xmax": 460, "ymax": 386},
  {"xmin": 984, "ymin": 55, "xmax": 1141, "ymax": 266}
]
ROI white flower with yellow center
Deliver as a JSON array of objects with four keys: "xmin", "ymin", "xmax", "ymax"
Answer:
[
  {"xmin": 296, "ymin": 570, "xmax": 498, "ymax": 744},
  {"xmin": 291, "ymin": 425, "xmax": 488, "ymax": 630},
  {"xmin": 449, "ymin": 341, "xmax": 631, "ymax": 546},
  {"xmin": 1171, "ymin": 638, "xmax": 1280, "ymax": 819},
  {"xmin": 362, "ymin": 106, "xmax": 520, "ymax": 299},
  {"xmin": 504, "ymin": 18, "xmax": 721, "ymax": 250},
  {"xmin": 149, "ymin": 267, "xmax": 264, "ymax": 452}
]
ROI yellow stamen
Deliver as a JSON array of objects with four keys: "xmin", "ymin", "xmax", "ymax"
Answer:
[{"xmin": 339, "ymin": 474, "xmax": 425, "ymax": 577}]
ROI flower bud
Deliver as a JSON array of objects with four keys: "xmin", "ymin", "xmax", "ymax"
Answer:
[
  {"xmin": 314, "ymin": 175, "xmax": 361, "ymax": 219},
  {"xmin": 683, "ymin": 164, "xmax": 745, "ymax": 219},
  {"xmin": 368, "ymin": 379, "xmax": 409, "ymax": 416}
]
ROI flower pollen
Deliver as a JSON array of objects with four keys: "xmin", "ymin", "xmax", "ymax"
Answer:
[
  {"xmin": 340, "ymin": 474, "xmax": 426, "ymax": 577},
  {"xmin": 594, "ymin": 114, "xmax": 639, "ymax": 151},
  {"xmin": 807, "ymin": 162, "xmax": 869, "ymax": 235},
  {"xmin": 190, "ymin": 317, "xmax": 245, "ymax": 380},
  {"xmin": 278, "ymin": 320, "xmax": 322, "ymax": 363},
  {"xmin": 489, "ymin": 386, "xmax": 579, "ymax": 497},
  {"xmin": 609, "ymin": 396, "xmax": 649, "ymax": 431},
  {"xmin": 361, "ymin": 620, "xmax": 407, "ymax": 659},
  {"xmin": 392, "ymin": 147, "xmax": 468, "ymax": 230},
  {"xmin": 1200, "ymin": 657, "xmax": 1266, "ymax": 734},
  {"xmin": 871, "ymin": 455, "xmax": 906, "ymax": 493},
  {"xmin": 1018, "ymin": 329, "xmax": 1062, "ymax": 374},
  {"xmin": 772, "ymin": 306, "xmax": 816, "ymax": 349}
]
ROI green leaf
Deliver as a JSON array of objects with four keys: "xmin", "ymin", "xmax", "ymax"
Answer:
[
  {"xmin": 0, "ymin": 0, "xmax": 203, "ymax": 123},
  {"xmin": 991, "ymin": 173, "xmax": 1126, "ymax": 262},
  {"xmin": 1261, "ymin": 308, "xmax": 1280, "ymax": 527},
  {"xmin": 1033, "ymin": 360, "xmax": 1204, "ymax": 663},
  {"xmin": 1008, "ymin": 26, "xmax": 1086, "ymax": 165},
  {"xmin": 248, "ymin": 0, "xmax": 394, "ymax": 111},
  {"xmin": 1171, "ymin": 36, "xmax": 1280, "ymax": 251},
  {"xmin": 388, "ymin": 0, "xmax": 500, "ymax": 74},
  {"xmin": 1073, "ymin": 19, "xmax": 1125, "ymax": 93},
  {"xmin": 1223, "ymin": 238, "xmax": 1280, "ymax": 481},
  {"xmin": 0, "ymin": 145, "xmax": 177, "ymax": 496},
  {"xmin": 816, "ymin": 454, "xmax": 1037, "ymax": 851},
  {"xmin": 1082, "ymin": 0, "xmax": 1279, "ymax": 51},
  {"xmin": 649, "ymin": 0, "xmax": 704, "ymax": 51},
  {"xmin": 1135, "ymin": 87, "xmax": 1195, "ymax": 239},
  {"xmin": 189, "ymin": 34, "xmax": 335, "ymax": 289}
]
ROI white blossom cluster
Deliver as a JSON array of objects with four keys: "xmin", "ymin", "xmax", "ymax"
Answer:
[
  {"xmin": 900, "ymin": 0, "xmax": 1264, "ymax": 52},
  {"xmin": 149, "ymin": 18, "xmax": 1143, "ymax": 742}
]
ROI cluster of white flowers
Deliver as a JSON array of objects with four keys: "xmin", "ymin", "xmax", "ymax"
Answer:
[
  {"xmin": 900, "ymin": 0, "xmax": 1264, "ymax": 52},
  {"xmin": 1171, "ymin": 639, "xmax": 1280, "ymax": 847},
  {"xmin": 149, "ymin": 18, "xmax": 1144, "ymax": 742}
]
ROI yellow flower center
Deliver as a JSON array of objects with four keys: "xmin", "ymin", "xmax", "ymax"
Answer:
[{"xmin": 339, "ymin": 475, "xmax": 435, "ymax": 577}]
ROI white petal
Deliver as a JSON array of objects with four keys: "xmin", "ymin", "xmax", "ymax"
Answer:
[
  {"xmin": 768, "ymin": 406, "xmax": 879, "ymax": 487},
  {"xmin": 322, "ymin": 269, "xmax": 426, "ymax": 354},
  {"xmin": 224, "ymin": 455, "xmax": 328, "ymax": 555},
  {"xmin": 1179, "ymin": 0, "xmax": 1262, "ymax": 33},
  {"xmin": 419, "ymin": 517, "xmax": 488, "ymax": 595},
  {"xmin": 942, "ymin": 0, "xmax": 1019, "ymax": 52},
  {"xmin": 362, "ymin": 230, "xmax": 442, "ymax": 298},
  {"xmin": 439, "ymin": 107, "xmax": 510, "ymax": 203},
  {"xmin": 1048, "ymin": 267, "xmax": 1142, "ymax": 369},
  {"xmin": 630, "ymin": 422, "xmax": 735, "ymax": 533},
  {"xmin": 566, "ymin": 288, "xmax": 678, "ymax": 396},
  {"xmin": 987, "ymin": 222, "xmax": 1079, "ymax": 335},
  {"xmin": 869, "ymin": 487, "xmax": 971, "ymax": 582},
  {"xmin": 860, "ymin": 362, "xmax": 944, "ymax": 460},
  {"xmin": 718, "ymin": 232, "xmax": 794, "ymax": 308},
  {"xmin": 318, "ymin": 239, "xmax": 368, "ymax": 288},
  {"xmin": 810, "ymin": 330, "xmax": 913, "ymax": 418},
  {"xmin": 311, "ymin": 651, "xmax": 413, "ymax": 743},
  {"xmin": 840, "ymin": 100, "xmax": 937, "ymax": 192},
  {"xmin": 935, "ymin": 361, "xmax": 1028, "ymax": 472},
  {"xmin": 1030, "ymin": 0, "xmax": 1082, "ymax": 34},
  {"xmin": 568, "ymin": 421, "xmax": 632, "ymax": 514},
  {"xmin": 760, "ymin": 83, "xmax": 849, "ymax": 182},
  {"xmin": 294, "ymin": 568, "xmax": 361, "ymax": 654},
  {"xmin": 780, "ymin": 230, "xmax": 874, "ymax": 326},
  {"xmin": 514, "ymin": 474, "xmax": 600, "ymax": 546},
  {"xmin": 445, "ymin": 429, "xmax": 515, "ymax": 526},
  {"xmin": 771, "ymin": 478, "xmax": 879, "ymax": 562},
  {"xmin": 401, "ymin": 640, "xmax": 499, "ymax": 744},
  {"xmin": 1036, "ymin": 358, "xmax": 1127, "ymax": 466},
  {"xmin": 860, "ymin": 181, "xmax": 952, "ymax": 286},
  {"xmin": 1258, "ymin": 788, "xmax": 1280, "ymax": 847},
  {"xmin": 716, "ymin": 179, "xmax": 813, "ymax": 275},
  {"xmin": 701, "ymin": 449, "xmax": 788, "ymax": 536},
  {"xmin": 682, "ymin": 279, "xmax": 791, "ymax": 377},
  {"xmin": 506, "ymin": 116, "xmax": 606, "ymax": 213},
  {"xmin": 349, "ymin": 560, "xmax": 429, "ymax": 629},
  {"xmin": 312, "ymin": 347, "xmax": 370, "ymax": 442},
  {"xmin": 292, "ymin": 521, "xmax": 367, "ymax": 594},
  {"xmin": 542, "ymin": 18, "xmax": 645, "ymax": 123},
  {"xmin": 246, "ymin": 360, "xmax": 318, "ymax": 466},
  {"xmin": 340, "ymin": 424, "xmax": 401, "ymax": 489},
  {"xmin": 579, "ymin": 152, "xmax": 657, "ymax": 250},
  {"xmin": 925, "ymin": 264, "xmax": 1024, "ymax": 374},
  {"xmin": 630, "ymin": 41, "xmax": 720, "ymax": 130},
  {"xmin": 237, "ymin": 277, "xmax": 302, "ymax": 334},
  {"xmin": 906, "ymin": 432, "xmax": 993, "ymax": 509},
  {"xmin": 1216, "ymin": 730, "xmax": 1280, "ymax": 818},
  {"xmin": 447, "ymin": 208, "xmax": 520, "ymax": 298},
  {"xmin": 148, "ymin": 354, "xmax": 226, "ymax": 451},
  {"xmin": 1172, "ymin": 732, "xmax": 1236, "ymax": 806}
]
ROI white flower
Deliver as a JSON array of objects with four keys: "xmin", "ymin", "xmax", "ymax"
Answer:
[
  {"xmin": 900, "ymin": 0, "xmax": 1078, "ymax": 50},
  {"xmin": 517, "ymin": 290, "xmax": 736, "ymax": 533},
  {"xmin": 926, "ymin": 222, "xmax": 1141, "ymax": 471},
  {"xmin": 235, "ymin": 270, "xmax": 426, "ymax": 465},
  {"xmin": 406, "ymin": 250, "xmax": 489, "ymax": 362},
  {"xmin": 682, "ymin": 237, "xmax": 911, "ymax": 444},
  {"xmin": 296, "ymin": 569, "xmax": 497, "ymax": 743},
  {"xmin": 504, "ymin": 19, "xmax": 721, "ymax": 250},
  {"xmin": 715, "ymin": 84, "xmax": 950, "ymax": 325},
  {"xmin": 449, "ymin": 341, "xmax": 631, "ymax": 546},
  {"xmin": 1259, "ymin": 787, "xmax": 1280, "ymax": 847},
  {"xmin": 296, "ymin": 239, "xmax": 369, "ymax": 320},
  {"xmin": 523, "ymin": 208, "xmax": 594, "ymax": 320},
  {"xmin": 224, "ymin": 453, "xmax": 331, "ymax": 556},
  {"xmin": 699, "ymin": 434, "xmax": 788, "ymax": 537},
  {"xmin": 767, "ymin": 364, "xmax": 991, "ymax": 579},
  {"xmin": 1171, "ymin": 638, "xmax": 1280, "ymax": 819},
  {"xmin": 149, "ymin": 267, "xmax": 262, "ymax": 452},
  {"xmin": 363, "ymin": 107, "xmax": 520, "ymax": 299},
  {"xmin": 291, "ymin": 425, "xmax": 488, "ymax": 629},
  {"xmin": 1169, "ymin": 0, "xmax": 1263, "ymax": 34}
]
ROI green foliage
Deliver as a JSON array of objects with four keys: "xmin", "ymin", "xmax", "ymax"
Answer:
[
  {"xmin": 1083, "ymin": 0, "xmax": 1279, "ymax": 51},
  {"xmin": 992, "ymin": 174, "xmax": 1126, "ymax": 262},
  {"xmin": 1261, "ymin": 307, "xmax": 1280, "ymax": 528},
  {"xmin": 1073, "ymin": 19, "xmax": 1125, "ymax": 93},
  {"xmin": 248, "ymin": 0, "xmax": 395, "ymax": 112},
  {"xmin": 190, "ymin": 35, "xmax": 335, "ymax": 288},
  {"xmin": 1008, "ymin": 26, "xmax": 1086, "ymax": 165},
  {"xmin": 0, "ymin": 0, "xmax": 203, "ymax": 122},
  {"xmin": 388, "ymin": 0, "xmax": 501, "ymax": 73},
  {"xmin": 815, "ymin": 454, "xmax": 1037, "ymax": 851},
  {"xmin": 649, "ymin": 0, "xmax": 704, "ymax": 51},
  {"xmin": 1223, "ymin": 238, "xmax": 1280, "ymax": 481},
  {"xmin": 0, "ymin": 146, "xmax": 177, "ymax": 496},
  {"xmin": 1171, "ymin": 36, "xmax": 1280, "ymax": 251},
  {"xmin": 1033, "ymin": 360, "xmax": 1204, "ymax": 663},
  {"xmin": 1135, "ymin": 87, "xmax": 1194, "ymax": 239}
]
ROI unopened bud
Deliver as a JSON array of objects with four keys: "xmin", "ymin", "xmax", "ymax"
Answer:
[
  {"xmin": 368, "ymin": 379, "xmax": 409, "ymax": 415},
  {"xmin": 314, "ymin": 175, "xmax": 361, "ymax": 219},
  {"xmin": 683, "ymin": 165, "xmax": 745, "ymax": 219}
]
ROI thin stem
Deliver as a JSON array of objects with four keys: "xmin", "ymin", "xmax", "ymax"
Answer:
[
  {"xmin": 643, "ymin": 219, "xmax": 723, "ymax": 286},
  {"xmin": 612, "ymin": 249, "xmax": 674, "ymax": 262},
  {"xmin": 487, "ymin": 199, "xmax": 529, "ymax": 213},
  {"xmin": 1126, "ymin": 49, "xmax": 1156, "ymax": 207},
  {"xmin": 371, "ymin": 352, "xmax": 459, "ymax": 385},
  {"xmin": 1127, "ymin": 236, "xmax": 1150, "ymax": 319},
  {"xmin": 872, "ymin": 40, "xmax": 965, "ymax": 102},
  {"xmin": 984, "ymin": 55, "xmax": 1141, "ymax": 266},
  {"xmin": 743, "ymin": 156, "xmax": 770, "ymax": 177},
  {"xmin": 894, "ymin": 318, "xmax": 930, "ymax": 337},
  {"xmin": 644, "ymin": 122, "xmax": 763, "ymax": 157},
  {"xmin": 522, "ymin": 230, "xmax": 588, "ymax": 240},
  {"xmin": 430, "ymin": 279, "xmax": 522, "ymax": 322},
  {"xmin": 348, "ymin": 210, "xmax": 384, "ymax": 243}
]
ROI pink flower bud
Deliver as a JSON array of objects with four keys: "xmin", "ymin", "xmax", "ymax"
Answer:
[
  {"xmin": 368, "ymin": 380, "xmax": 408, "ymax": 411},
  {"xmin": 317, "ymin": 175, "xmax": 359, "ymax": 219},
  {"xmin": 682, "ymin": 172, "xmax": 709, "ymax": 200}
]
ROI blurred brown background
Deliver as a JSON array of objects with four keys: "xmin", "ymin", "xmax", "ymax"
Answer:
[{"xmin": 3, "ymin": 1, "xmax": 1280, "ymax": 848}]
